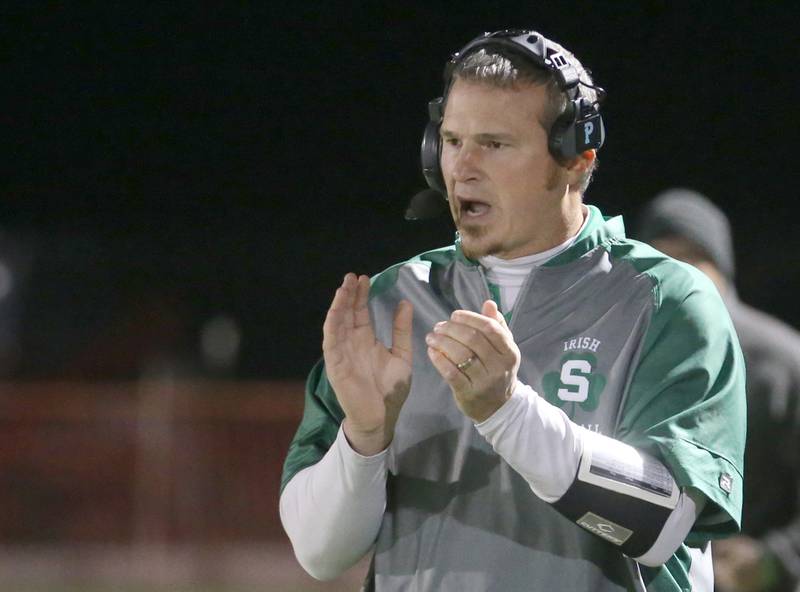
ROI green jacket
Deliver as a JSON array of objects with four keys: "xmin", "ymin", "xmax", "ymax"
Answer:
[{"xmin": 282, "ymin": 206, "xmax": 746, "ymax": 591}]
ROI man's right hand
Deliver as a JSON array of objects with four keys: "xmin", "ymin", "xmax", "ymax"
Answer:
[{"xmin": 323, "ymin": 273, "xmax": 413, "ymax": 456}]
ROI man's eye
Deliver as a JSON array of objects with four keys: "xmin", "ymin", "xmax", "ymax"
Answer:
[
  {"xmin": 488, "ymin": 141, "xmax": 504, "ymax": 149},
  {"xmin": 444, "ymin": 138, "xmax": 460, "ymax": 147}
]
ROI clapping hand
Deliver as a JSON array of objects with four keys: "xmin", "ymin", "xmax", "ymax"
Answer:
[
  {"xmin": 323, "ymin": 273, "xmax": 414, "ymax": 455},
  {"xmin": 426, "ymin": 299, "xmax": 520, "ymax": 422}
]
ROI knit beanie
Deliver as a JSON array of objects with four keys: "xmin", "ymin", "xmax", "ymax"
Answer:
[{"xmin": 635, "ymin": 188, "xmax": 735, "ymax": 281}]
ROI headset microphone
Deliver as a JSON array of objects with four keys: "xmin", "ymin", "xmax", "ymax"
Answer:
[
  {"xmin": 405, "ymin": 188, "xmax": 448, "ymax": 220},
  {"xmin": 405, "ymin": 95, "xmax": 448, "ymax": 221}
]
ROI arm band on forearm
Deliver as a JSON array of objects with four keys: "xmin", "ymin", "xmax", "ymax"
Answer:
[{"xmin": 552, "ymin": 430, "xmax": 680, "ymax": 558}]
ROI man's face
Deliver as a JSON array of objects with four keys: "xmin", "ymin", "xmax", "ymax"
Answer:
[{"xmin": 440, "ymin": 77, "xmax": 568, "ymax": 260}]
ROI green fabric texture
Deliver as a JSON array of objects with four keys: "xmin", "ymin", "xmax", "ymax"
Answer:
[
  {"xmin": 544, "ymin": 204, "xmax": 624, "ymax": 267},
  {"xmin": 545, "ymin": 208, "xmax": 746, "ymax": 540},
  {"xmin": 280, "ymin": 359, "xmax": 344, "ymax": 493},
  {"xmin": 641, "ymin": 545, "xmax": 694, "ymax": 592},
  {"xmin": 610, "ymin": 239, "xmax": 746, "ymax": 541}
]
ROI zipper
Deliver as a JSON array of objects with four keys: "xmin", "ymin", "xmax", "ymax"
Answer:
[
  {"xmin": 475, "ymin": 266, "xmax": 493, "ymax": 309},
  {"xmin": 506, "ymin": 265, "xmax": 539, "ymax": 333}
]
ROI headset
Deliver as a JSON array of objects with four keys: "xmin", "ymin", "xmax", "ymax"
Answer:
[{"xmin": 420, "ymin": 29, "xmax": 606, "ymax": 196}]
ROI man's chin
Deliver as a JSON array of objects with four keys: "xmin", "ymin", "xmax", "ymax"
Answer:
[
  {"xmin": 460, "ymin": 237, "xmax": 500, "ymax": 260},
  {"xmin": 458, "ymin": 224, "xmax": 500, "ymax": 258}
]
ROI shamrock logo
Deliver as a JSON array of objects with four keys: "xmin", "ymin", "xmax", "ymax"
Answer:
[{"xmin": 542, "ymin": 352, "xmax": 606, "ymax": 413}]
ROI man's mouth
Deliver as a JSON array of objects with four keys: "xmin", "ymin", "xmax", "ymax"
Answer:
[{"xmin": 459, "ymin": 199, "xmax": 491, "ymax": 218}]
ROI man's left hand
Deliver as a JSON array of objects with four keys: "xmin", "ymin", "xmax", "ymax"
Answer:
[{"xmin": 426, "ymin": 299, "xmax": 521, "ymax": 422}]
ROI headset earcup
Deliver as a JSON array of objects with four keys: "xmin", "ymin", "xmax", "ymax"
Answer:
[
  {"xmin": 548, "ymin": 100, "xmax": 579, "ymax": 162},
  {"xmin": 420, "ymin": 120, "xmax": 445, "ymax": 195},
  {"xmin": 550, "ymin": 98, "xmax": 605, "ymax": 162}
]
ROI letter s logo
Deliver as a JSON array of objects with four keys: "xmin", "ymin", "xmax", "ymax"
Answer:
[{"xmin": 557, "ymin": 359, "xmax": 591, "ymax": 402}]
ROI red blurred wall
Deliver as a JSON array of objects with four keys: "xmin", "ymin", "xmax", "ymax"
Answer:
[{"xmin": 0, "ymin": 381, "xmax": 304, "ymax": 545}]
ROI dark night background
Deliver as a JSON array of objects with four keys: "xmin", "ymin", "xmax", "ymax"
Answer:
[{"xmin": 3, "ymin": 2, "xmax": 798, "ymax": 380}]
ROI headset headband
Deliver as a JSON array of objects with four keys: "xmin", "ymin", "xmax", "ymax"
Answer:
[{"xmin": 445, "ymin": 30, "xmax": 581, "ymax": 96}]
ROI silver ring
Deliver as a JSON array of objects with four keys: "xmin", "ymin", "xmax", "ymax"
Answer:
[{"xmin": 457, "ymin": 355, "xmax": 476, "ymax": 371}]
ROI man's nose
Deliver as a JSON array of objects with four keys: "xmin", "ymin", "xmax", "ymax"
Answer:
[{"xmin": 451, "ymin": 143, "xmax": 480, "ymax": 183}]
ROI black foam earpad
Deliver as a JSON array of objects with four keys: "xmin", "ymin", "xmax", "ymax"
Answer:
[{"xmin": 421, "ymin": 99, "xmax": 446, "ymax": 195}]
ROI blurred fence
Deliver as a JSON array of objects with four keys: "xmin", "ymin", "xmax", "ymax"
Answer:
[{"xmin": 0, "ymin": 380, "xmax": 368, "ymax": 591}]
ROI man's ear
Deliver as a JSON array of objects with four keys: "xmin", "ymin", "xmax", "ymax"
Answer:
[{"xmin": 563, "ymin": 149, "xmax": 595, "ymax": 187}]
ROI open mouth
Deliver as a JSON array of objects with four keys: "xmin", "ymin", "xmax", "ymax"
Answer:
[{"xmin": 459, "ymin": 199, "xmax": 491, "ymax": 218}]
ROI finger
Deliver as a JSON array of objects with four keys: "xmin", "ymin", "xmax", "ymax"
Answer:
[
  {"xmin": 392, "ymin": 300, "xmax": 414, "ymax": 363},
  {"xmin": 426, "ymin": 330, "xmax": 487, "ymax": 376},
  {"xmin": 432, "ymin": 318, "xmax": 499, "ymax": 362},
  {"xmin": 322, "ymin": 274, "xmax": 349, "ymax": 336},
  {"xmin": 482, "ymin": 299, "xmax": 509, "ymax": 329},
  {"xmin": 323, "ymin": 273, "xmax": 362, "ymax": 353},
  {"xmin": 427, "ymin": 346, "xmax": 471, "ymax": 389},
  {"xmin": 353, "ymin": 274, "xmax": 372, "ymax": 328},
  {"xmin": 328, "ymin": 273, "xmax": 357, "ymax": 312},
  {"xmin": 426, "ymin": 328, "xmax": 473, "ymax": 362},
  {"xmin": 448, "ymin": 309, "xmax": 513, "ymax": 356}
]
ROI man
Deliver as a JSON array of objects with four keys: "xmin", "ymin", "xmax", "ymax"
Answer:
[
  {"xmin": 637, "ymin": 188, "xmax": 800, "ymax": 592},
  {"xmin": 280, "ymin": 30, "xmax": 746, "ymax": 591}
]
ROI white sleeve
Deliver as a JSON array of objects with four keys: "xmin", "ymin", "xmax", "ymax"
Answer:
[
  {"xmin": 279, "ymin": 425, "xmax": 388, "ymax": 580},
  {"xmin": 475, "ymin": 381, "xmax": 707, "ymax": 567}
]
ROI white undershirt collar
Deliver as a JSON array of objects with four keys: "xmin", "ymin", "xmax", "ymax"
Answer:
[{"xmin": 479, "ymin": 206, "xmax": 590, "ymax": 312}]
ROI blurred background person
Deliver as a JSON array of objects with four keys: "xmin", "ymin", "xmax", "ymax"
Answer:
[{"xmin": 636, "ymin": 188, "xmax": 800, "ymax": 592}]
